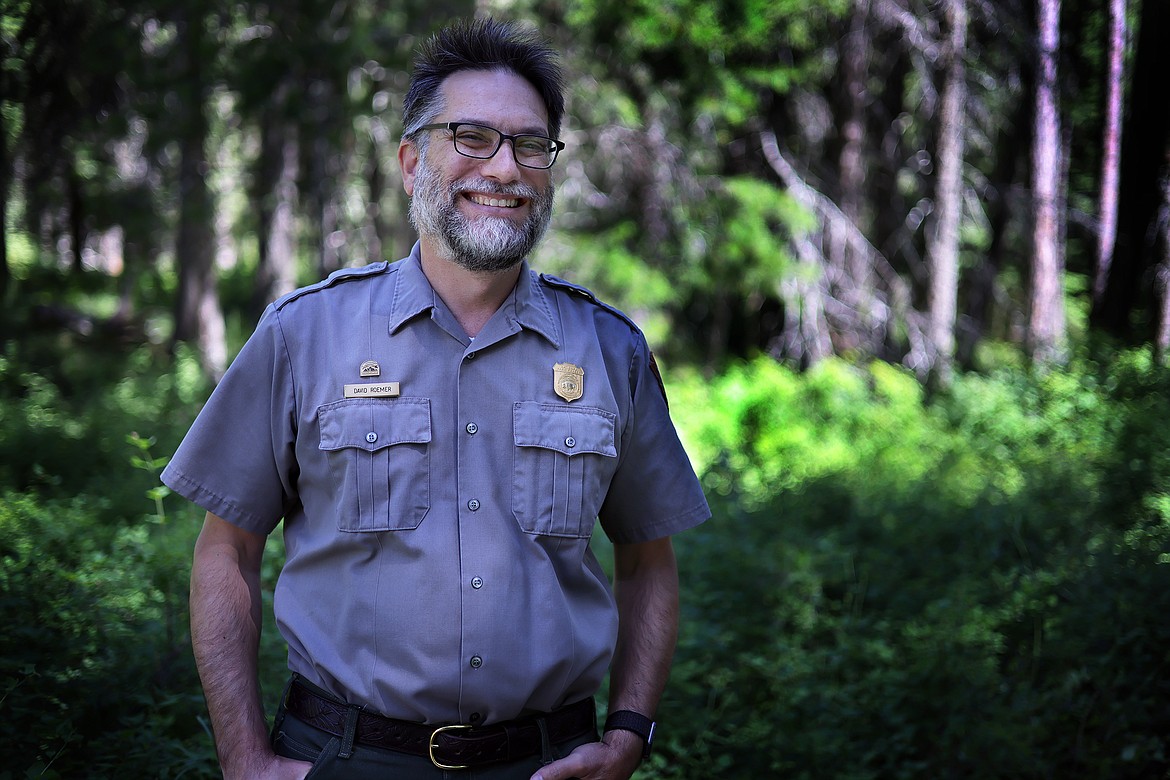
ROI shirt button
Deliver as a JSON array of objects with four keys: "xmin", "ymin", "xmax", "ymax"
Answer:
[
  {"xmin": 467, "ymin": 499, "xmax": 481, "ymax": 512},
  {"xmin": 470, "ymin": 655, "xmax": 483, "ymax": 669},
  {"xmin": 470, "ymin": 712, "xmax": 482, "ymax": 724},
  {"xmin": 471, "ymin": 576, "xmax": 483, "ymax": 589},
  {"xmin": 466, "ymin": 351, "xmax": 476, "ymax": 360},
  {"xmin": 466, "ymin": 422, "xmax": 479, "ymax": 435},
  {"xmin": 565, "ymin": 436, "xmax": 576, "ymax": 448},
  {"xmin": 365, "ymin": 432, "xmax": 378, "ymax": 443}
]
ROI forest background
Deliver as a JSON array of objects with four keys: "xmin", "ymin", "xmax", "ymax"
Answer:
[{"xmin": 2, "ymin": 0, "xmax": 1170, "ymax": 777}]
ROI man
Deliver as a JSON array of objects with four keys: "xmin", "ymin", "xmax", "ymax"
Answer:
[{"xmin": 163, "ymin": 18, "xmax": 709, "ymax": 780}]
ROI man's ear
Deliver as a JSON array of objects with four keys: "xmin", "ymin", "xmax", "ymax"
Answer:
[{"xmin": 398, "ymin": 140, "xmax": 420, "ymax": 196}]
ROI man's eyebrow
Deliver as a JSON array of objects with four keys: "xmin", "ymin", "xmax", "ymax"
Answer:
[{"xmin": 459, "ymin": 119, "xmax": 551, "ymax": 136}]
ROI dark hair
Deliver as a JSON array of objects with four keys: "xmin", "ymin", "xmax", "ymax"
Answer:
[{"xmin": 402, "ymin": 18, "xmax": 566, "ymax": 140}]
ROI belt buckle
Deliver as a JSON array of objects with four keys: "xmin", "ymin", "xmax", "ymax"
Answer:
[{"xmin": 429, "ymin": 723, "xmax": 474, "ymax": 770}]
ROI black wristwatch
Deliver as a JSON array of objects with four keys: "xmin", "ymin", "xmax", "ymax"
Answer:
[{"xmin": 604, "ymin": 710, "xmax": 656, "ymax": 761}]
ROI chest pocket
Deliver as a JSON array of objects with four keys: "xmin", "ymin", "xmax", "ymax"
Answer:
[
  {"xmin": 318, "ymin": 398, "xmax": 431, "ymax": 532},
  {"xmin": 512, "ymin": 401, "xmax": 618, "ymax": 538}
]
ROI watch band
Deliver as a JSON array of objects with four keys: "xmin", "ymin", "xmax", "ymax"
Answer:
[{"xmin": 604, "ymin": 710, "xmax": 656, "ymax": 761}]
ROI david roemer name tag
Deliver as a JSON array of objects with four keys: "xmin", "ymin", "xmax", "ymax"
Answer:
[{"xmin": 344, "ymin": 382, "xmax": 400, "ymax": 398}]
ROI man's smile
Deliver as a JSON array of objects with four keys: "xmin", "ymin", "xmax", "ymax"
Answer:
[{"xmin": 465, "ymin": 192, "xmax": 524, "ymax": 209}]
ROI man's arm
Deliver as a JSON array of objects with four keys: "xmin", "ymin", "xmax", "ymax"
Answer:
[
  {"xmin": 532, "ymin": 536, "xmax": 680, "ymax": 780},
  {"xmin": 190, "ymin": 512, "xmax": 311, "ymax": 780}
]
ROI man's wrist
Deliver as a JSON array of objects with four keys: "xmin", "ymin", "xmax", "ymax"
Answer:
[{"xmin": 603, "ymin": 710, "xmax": 656, "ymax": 761}]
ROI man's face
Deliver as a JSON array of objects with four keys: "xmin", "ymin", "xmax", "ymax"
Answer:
[{"xmin": 405, "ymin": 69, "xmax": 556, "ymax": 273}]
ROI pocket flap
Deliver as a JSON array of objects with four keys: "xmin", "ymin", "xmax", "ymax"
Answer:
[
  {"xmin": 513, "ymin": 401, "xmax": 617, "ymax": 457},
  {"xmin": 318, "ymin": 398, "xmax": 432, "ymax": 452}
]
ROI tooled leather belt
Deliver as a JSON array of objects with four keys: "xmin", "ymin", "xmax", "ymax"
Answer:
[{"xmin": 283, "ymin": 678, "xmax": 597, "ymax": 769}]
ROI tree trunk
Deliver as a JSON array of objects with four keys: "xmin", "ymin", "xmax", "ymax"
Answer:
[
  {"xmin": 1156, "ymin": 160, "xmax": 1170, "ymax": 364},
  {"xmin": 833, "ymin": 0, "xmax": 878, "ymax": 355},
  {"xmin": 68, "ymin": 163, "xmax": 85, "ymax": 273},
  {"xmin": 171, "ymin": 9, "xmax": 226, "ymax": 380},
  {"xmin": 1093, "ymin": 0, "xmax": 1127, "ymax": 307},
  {"xmin": 251, "ymin": 95, "xmax": 299, "ymax": 317},
  {"xmin": 1094, "ymin": 0, "xmax": 1170, "ymax": 339},
  {"xmin": 839, "ymin": 0, "xmax": 871, "ymax": 258},
  {"xmin": 926, "ymin": 0, "xmax": 967, "ymax": 384},
  {"xmin": 0, "ymin": 102, "xmax": 9, "ymax": 302},
  {"xmin": 1028, "ymin": 0, "xmax": 1067, "ymax": 364}
]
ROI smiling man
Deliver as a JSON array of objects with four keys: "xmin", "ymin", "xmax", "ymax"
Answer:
[{"xmin": 164, "ymin": 18, "xmax": 709, "ymax": 780}]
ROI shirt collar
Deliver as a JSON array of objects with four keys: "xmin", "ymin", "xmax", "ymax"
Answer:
[{"xmin": 387, "ymin": 242, "xmax": 561, "ymax": 348}]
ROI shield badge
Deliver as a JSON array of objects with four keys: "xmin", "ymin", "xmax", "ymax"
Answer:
[
  {"xmin": 553, "ymin": 362, "xmax": 584, "ymax": 402},
  {"xmin": 359, "ymin": 360, "xmax": 381, "ymax": 378}
]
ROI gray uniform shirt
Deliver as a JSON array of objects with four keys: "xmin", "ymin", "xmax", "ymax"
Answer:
[{"xmin": 163, "ymin": 244, "xmax": 710, "ymax": 726}]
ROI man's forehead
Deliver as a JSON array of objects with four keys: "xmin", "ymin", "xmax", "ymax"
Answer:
[{"xmin": 439, "ymin": 68, "xmax": 548, "ymax": 130}]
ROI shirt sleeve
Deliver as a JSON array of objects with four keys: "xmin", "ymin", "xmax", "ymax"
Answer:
[
  {"xmin": 598, "ymin": 334, "xmax": 710, "ymax": 544},
  {"xmin": 161, "ymin": 305, "xmax": 298, "ymax": 534}
]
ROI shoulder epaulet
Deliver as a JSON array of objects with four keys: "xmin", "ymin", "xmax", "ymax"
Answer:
[
  {"xmin": 538, "ymin": 273, "xmax": 642, "ymax": 333},
  {"xmin": 273, "ymin": 261, "xmax": 390, "ymax": 311}
]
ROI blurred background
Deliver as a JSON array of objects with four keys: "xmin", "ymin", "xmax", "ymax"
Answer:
[{"xmin": 2, "ymin": 0, "xmax": 1169, "ymax": 777}]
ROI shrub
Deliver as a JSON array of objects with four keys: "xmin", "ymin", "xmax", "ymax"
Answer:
[{"xmin": 656, "ymin": 352, "xmax": 1170, "ymax": 778}]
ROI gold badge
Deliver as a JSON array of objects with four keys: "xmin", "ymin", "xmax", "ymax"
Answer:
[
  {"xmin": 553, "ymin": 362, "xmax": 584, "ymax": 402},
  {"xmin": 360, "ymin": 360, "xmax": 381, "ymax": 378}
]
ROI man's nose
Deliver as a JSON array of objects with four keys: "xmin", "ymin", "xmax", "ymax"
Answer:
[{"xmin": 478, "ymin": 139, "xmax": 522, "ymax": 182}]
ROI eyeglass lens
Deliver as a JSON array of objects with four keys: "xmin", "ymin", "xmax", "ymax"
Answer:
[{"xmin": 452, "ymin": 124, "xmax": 558, "ymax": 168}]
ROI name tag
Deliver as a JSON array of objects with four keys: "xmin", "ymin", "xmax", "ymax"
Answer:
[{"xmin": 344, "ymin": 382, "xmax": 400, "ymax": 398}]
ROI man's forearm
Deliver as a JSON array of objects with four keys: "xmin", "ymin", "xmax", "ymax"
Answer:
[
  {"xmin": 190, "ymin": 514, "xmax": 272, "ymax": 777},
  {"xmin": 608, "ymin": 538, "xmax": 680, "ymax": 719}
]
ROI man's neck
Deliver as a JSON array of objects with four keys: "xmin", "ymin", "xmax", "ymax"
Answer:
[{"xmin": 418, "ymin": 242, "xmax": 523, "ymax": 339}]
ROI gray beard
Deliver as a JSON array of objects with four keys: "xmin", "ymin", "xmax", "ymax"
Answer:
[{"xmin": 408, "ymin": 156, "xmax": 555, "ymax": 273}]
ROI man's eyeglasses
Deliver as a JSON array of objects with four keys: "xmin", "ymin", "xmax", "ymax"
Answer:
[{"xmin": 417, "ymin": 122, "xmax": 565, "ymax": 170}]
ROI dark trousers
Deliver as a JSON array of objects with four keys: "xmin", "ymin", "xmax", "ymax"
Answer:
[{"xmin": 271, "ymin": 688, "xmax": 598, "ymax": 779}]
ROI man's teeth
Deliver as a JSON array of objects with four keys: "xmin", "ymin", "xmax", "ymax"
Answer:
[{"xmin": 469, "ymin": 194, "xmax": 520, "ymax": 208}]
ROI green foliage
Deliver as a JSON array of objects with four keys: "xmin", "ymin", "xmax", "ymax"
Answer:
[
  {"xmin": 654, "ymin": 351, "xmax": 1170, "ymax": 778},
  {"xmin": 0, "ymin": 492, "xmax": 216, "ymax": 778},
  {"xmin": 0, "ymin": 339, "xmax": 297, "ymax": 777},
  {"xmin": 564, "ymin": 0, "xmax": 847, "ymax": 128}
]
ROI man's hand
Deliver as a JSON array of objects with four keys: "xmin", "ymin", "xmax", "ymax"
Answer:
[
  {"xmin": 227, "ymin": 751, "xmax": 313, "ymax": 780},
  {"xmin": 529, "ymin": 729, "xmax": 644, "ymax": 780}
]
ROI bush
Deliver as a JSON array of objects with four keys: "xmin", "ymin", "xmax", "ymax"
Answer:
[
  {"xmin": 0, "ymin": 491, "xmax": 217, "ymax": 778},
  {"xmin": 655, "ymin": 352, "xmax": 1170, "ymax": 778}
]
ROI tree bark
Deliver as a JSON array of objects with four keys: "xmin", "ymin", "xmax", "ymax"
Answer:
[
  {"xmin": 171, "ymin": 9, "xmax": 227, "ymax": 380},
  {"xmin": 251, "ymin": 94, "xmax": 299, "ymax": 317},
  {"xmin": 926, "ymin": 0, "xmax": 967, "ymax": 384},
  {"xmin": 1093, "ymin": 0, "xmax": 1127, "ymax": 307},
  {"xmin": 0, "ymin": 102, "xmax": 9, "ymax": 302},
  {"xmin": 1028, "ymin": 0, "xmax": 1067, "ymax": 364},
  {"xmin": 832, "ymin": 0, "xmax": 879, "ymax": 355},
  {"xmin": 1094, "ymin": 0, "xmax": 1170, "ymax": 339},
  {"xmin": 1156, "ymin": 161, "xmax": 1170, "ymax": 364}
]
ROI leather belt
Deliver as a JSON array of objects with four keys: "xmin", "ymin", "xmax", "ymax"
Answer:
[{"xmin": 283, "ymin": 679, "xmax": 596, "ymax": 769}]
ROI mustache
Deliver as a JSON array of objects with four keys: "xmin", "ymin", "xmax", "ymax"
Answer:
[{"xmin": 450, "ymin": 177, "xmax": 542, "ymax": 201}]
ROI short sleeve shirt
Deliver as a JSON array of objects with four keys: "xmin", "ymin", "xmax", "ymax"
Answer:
[{"xmin": 162, "ymin": 244, "xmax": 710, "ymax": 725}]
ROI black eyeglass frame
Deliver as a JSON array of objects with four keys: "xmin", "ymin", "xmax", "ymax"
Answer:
[{"xmin": 416, "ymin": 122, "xmax": 566, "ymax": 169}]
